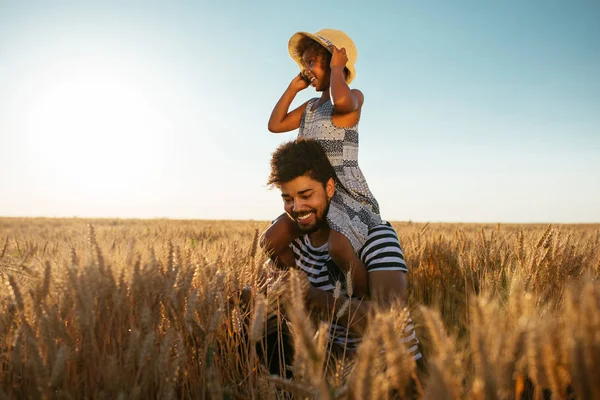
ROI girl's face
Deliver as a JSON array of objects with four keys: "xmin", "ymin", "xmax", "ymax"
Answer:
[{"xmin": 302, "ymin": 50, "xmax": 330, "ymax": 92}]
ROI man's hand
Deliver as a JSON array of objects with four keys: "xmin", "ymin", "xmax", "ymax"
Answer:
[
  {"xmin": 265, "ymin": 267, "xmax": 312, "ymax": 303},
  {"xmin": 265, "ymin": 268, "xmax": 287, "ymax": 296}
]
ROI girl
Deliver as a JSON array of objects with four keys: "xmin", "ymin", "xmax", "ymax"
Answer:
[{"xmin": 262, "ymin": 29, "xmax": 382, "ymax": 298}]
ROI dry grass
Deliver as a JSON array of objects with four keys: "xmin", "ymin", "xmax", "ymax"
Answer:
[{"xmin": 0, "ymin": 217, "xmax": 599, "ymax": 399}]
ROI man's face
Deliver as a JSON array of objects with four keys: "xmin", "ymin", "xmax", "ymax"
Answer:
[{"xmin": 280, "ymin": 175, "xmax": 335, "ymax": 233}]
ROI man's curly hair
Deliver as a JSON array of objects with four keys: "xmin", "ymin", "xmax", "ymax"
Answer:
[{"xmin": 267, "ymin": 139, "xmax": 336, "ymax": 188}]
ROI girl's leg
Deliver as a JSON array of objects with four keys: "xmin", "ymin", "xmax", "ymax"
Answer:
[
  {"xmin": 327, "ymin": 229, "xmax": 369, "ymax": 298},
  {"xmin": 259, "ymin": 214, "xmax": 299, "ymax": 269}
]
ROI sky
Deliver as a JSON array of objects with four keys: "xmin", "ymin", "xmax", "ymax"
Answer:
[{"xmin": 0, "ymin": 0, "xmax": 599, "ymax": 223}]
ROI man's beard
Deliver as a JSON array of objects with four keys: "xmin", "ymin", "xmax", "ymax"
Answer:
[{"xmin": 293, "ymin": 201, "xmax": 330, "ymax": 234}]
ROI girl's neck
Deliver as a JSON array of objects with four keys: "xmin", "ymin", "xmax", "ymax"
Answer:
[{"xmin": 319, "ymin": 89, "xmax": 331, "ymax": 102}]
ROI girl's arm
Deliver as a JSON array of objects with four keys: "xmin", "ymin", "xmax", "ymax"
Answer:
[
  {"xmin": 268, "ymin": 74, "xmax": 310, "ymax": 133},
  {"xmin": 329, "ymin": 46, "xmax": 363, "ymax": 114}
]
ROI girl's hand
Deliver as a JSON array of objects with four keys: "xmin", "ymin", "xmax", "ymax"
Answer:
[
  {"xmin": 330, "ymin": 45, "xmax": 348, "ymax": 69},
  {"xmin": 289, "ymin": 73, "xmax": 309, "ymax": 92}
]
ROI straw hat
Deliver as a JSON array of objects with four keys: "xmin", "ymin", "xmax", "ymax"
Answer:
[{"xmin": 288, "ymin": 29, "xmax": 358, "ymax": 84}]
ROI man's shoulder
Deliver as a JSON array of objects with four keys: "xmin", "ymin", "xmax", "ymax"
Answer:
[
  {"xmin": 365, "ymin": 221, "xmax": 399, "ymax": 239},
  {"xmin": 361, "ymin": 221, "xmax": 408, "ymax": 273},
  {"xmin": 362, "ymin": 222, "xmax": 402, "ymax": 251}
]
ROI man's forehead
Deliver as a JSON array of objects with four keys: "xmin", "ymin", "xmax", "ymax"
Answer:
[{"xmin": 280, "ymin": 176, "xmax": 322, "ymax": 196}]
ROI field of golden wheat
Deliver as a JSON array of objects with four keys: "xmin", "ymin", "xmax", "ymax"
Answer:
[{"xmin": 0, "ymin": 217, "xmax": 599, "ymax": 399}]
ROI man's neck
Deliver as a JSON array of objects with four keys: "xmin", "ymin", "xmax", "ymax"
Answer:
[{"xmin": 307, "ymin": 225, "xmax": 330, "ymax": 248}]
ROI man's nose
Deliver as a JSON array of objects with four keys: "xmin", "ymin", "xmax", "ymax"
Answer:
[{"xmin": 293, "ymin": 199, "xmax": 306, "ymax": 212}]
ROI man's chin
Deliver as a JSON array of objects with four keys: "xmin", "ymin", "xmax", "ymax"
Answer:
[
  {"xmin": 295, "ymin": 216, "xmax": 329, "ymax": 234},
  {"xmin": 296, "ymin": 222, "xmax": 319, "ymax": 234}
]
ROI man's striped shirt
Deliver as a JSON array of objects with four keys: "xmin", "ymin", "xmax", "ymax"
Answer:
[{"xmin": 290, "ymin": 222, "xmax": 422, "ymax": 360}]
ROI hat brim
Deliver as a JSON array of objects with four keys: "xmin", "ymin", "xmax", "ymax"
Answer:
[{"xmin": 288, "ymin": 31, "xmax": 355, "ymax": 85}]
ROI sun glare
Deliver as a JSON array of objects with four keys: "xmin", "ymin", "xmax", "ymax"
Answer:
[{"xmin": 21, "ymin": 59, "xmax": 174, "ymax": 199}]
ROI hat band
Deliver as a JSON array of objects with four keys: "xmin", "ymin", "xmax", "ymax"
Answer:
[{"xmin": 316, "ymin": 35, "xmax": 333, "ymax": 47}]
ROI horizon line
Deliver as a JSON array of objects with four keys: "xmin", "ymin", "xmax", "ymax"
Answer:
[{"xmin": 1, "ymin": 215, "xmax": 598, "ymax": 226}]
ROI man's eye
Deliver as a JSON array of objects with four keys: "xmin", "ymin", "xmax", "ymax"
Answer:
[{"xmin": 283, "ymin": 198, "xmax": 293, "ymax": 204}]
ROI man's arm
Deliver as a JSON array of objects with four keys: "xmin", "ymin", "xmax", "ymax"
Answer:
[
  {"xmin": 360, "ymin": 223, "xmax": 409, "ymax": 306},
  {"xmin": 368, "ymin": 270, "xmax": 408, "ymax": 306},
  {"xmin": 304, "ymin": 283, "xmax": 371, "ymax": 335},
  {"xmin": 304, "ymin": 223, "xmax": 410, "ymax": 333},
  {"xmin": 302, "ymin": 273, "xmax": 407, "ymax": 338}
]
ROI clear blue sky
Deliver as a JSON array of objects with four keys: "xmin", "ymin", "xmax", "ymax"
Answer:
[{"xmin": 1, "ymin": 0, "xmax": 599, "ymax": 223}]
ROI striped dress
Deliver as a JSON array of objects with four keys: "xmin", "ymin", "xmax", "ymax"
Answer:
[
  {"xmin": 290, "ymin": 222, "xmax": 422, "ymax": 360},
  {"xmin": 298, "ymin": 97, "xmax": 382, "ymax": 252}
]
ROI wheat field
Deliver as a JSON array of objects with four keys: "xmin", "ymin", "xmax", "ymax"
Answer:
[{"xmin": 0, "ymin": 217, "xmax": 598, "ymax": 399}]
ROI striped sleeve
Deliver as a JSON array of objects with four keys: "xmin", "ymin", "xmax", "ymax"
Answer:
[
  {"xmin": 359, "ymin": 223, "xmax": 408, "ymax": 273},
  {"xmin": 403, "ymin": 314, "xmax": 422, "ymax": 361},
  {"xmin": 290, "ymin": 238, "xmax": 336, "ymax": 291}
]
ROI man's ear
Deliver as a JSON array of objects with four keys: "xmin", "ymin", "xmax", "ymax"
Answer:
[{"xmin": 326, "ymin": 178, "xmax": 335, "ymax": 199}]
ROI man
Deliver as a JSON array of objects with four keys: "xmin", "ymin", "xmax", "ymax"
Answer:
[{"xmin": 259, "ymin": 138, "xmax": 421, "ymax": 375}]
